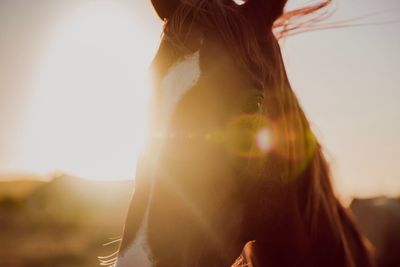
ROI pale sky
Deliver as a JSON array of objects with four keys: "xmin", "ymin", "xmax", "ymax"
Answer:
[{"xmin": 0, "ymin": 0, "xmax": 399, "ymax": 198}]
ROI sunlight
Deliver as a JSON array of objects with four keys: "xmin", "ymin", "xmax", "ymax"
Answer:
[{"xmin": 16, "ymin": 2, "xmax": 158, "ymax": 180}]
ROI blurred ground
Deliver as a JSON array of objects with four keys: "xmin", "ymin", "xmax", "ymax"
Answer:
[
  {"xmin": 0, "ymin": 175, "xmax": 133, "ymax": 267},
  {"xmin": 0, "ymin": 175, "xmax": 399, "ymax": 267}
]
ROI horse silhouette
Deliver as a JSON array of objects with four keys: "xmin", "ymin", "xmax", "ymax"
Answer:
[{"xmin": 111, "ymin": 1, "xmax": 374, "ymax": 266}]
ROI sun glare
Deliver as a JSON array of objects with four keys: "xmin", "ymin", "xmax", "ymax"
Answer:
[
  {"xmin": 15, "ymin": 2, "xmax": 159, "ymax": 180},
  {"xmin": 256, "ymin": 127, "xmax": 272, "ymax": 153}
]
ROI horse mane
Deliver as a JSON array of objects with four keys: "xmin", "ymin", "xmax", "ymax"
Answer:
[{"xmin": 161, "ymin": 1, "xmax": 374, "ymax": 266}]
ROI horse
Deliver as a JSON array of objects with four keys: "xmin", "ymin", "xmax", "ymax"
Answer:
[{"xmin": 106, "ymin": 1, "xmax": 374, "ymax": 266}]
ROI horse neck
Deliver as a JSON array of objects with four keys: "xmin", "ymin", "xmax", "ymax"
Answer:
[{"xmin": 300, "ymin": 146, "xmax": 374, "ymax": 267}]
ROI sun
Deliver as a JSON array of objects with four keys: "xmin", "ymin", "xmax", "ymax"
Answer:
[{"xmin": 16, "ymin": 2, "xmax": 160, "ymax": 180}]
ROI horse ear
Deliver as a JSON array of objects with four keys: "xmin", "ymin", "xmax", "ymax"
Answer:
[
  {"xmin": 241, "ymin": 0, "xmax": 287, "ymax": 25},
  {"xmin": 151, "ymin": 0, "xmax": 181, "ymax": 20}
]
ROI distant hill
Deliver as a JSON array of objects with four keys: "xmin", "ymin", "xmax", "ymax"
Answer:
[
  {"xmin": 0, "ymin": 178, "xmax": 46, "ymax": 200},
  {"xmin": 25, "ymin": 175, "xmax": 134, "ymax": 226},
  {"xmin": 350, "ymin": 197, "xmax": 400, "ymax": 267}
]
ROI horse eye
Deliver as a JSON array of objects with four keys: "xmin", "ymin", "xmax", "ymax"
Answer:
[{"xmin": 243, "ymin": 98, "xmax": 262, "ymax": 113}]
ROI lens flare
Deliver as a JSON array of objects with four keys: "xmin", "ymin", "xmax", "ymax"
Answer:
[
  {"xmin": 224, "ymin": 114, "xmax": 273, "ymax": 158},
  {"xmin": 272, "ymin": 110, "xmax": 318, "ymax": 180},
  {"xmin": 256, "ymin": 127, "xmax": 272, "ymax": 153}
]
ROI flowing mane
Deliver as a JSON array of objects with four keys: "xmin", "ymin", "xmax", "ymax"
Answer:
[{"xmin": 111, "ymin": 1, "xmax": 375, "ymax": 266}]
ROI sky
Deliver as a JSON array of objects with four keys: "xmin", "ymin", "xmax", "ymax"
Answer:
[{"xmin": 0, "ymin": 0, "xmax": 399, "ymax": 198}]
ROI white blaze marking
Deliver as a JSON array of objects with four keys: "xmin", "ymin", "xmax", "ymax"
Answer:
[
  {"xmin": 159, "ymin": 51, "xmax": 202, "ymax": 123},
  {"xmin": 116, "ymin": 51, "xmax": 201, "ymax": 267}
]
